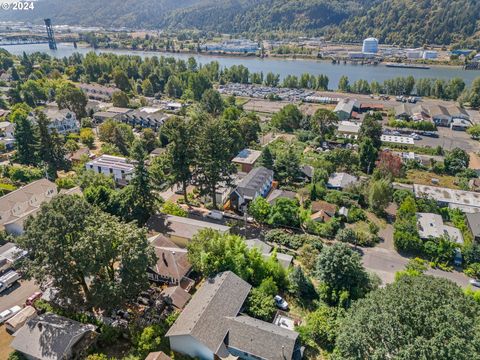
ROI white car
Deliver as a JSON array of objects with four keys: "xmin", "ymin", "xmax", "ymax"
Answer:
[
  {"xmin": 0, "ymin": 305, "xmax": 22, "ymax": 324},
  {"xmin": 207, "ymin": 210, "xmax": 224, "ymax": 220},
  {"xmin": 274, "ymin": 295, "xmax": 288, "ymax": 310},
  {"xmin": 469, "ymin": 279, "xmax": 480, "ymax": 287}
]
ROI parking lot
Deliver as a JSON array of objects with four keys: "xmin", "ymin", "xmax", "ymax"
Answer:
[
  {"xmin": 416, "ymin": 127, "xmax": 480, "ymax": 153},
  {"xmin": 0, "ymin": 279, "xmax": 39, "ymax": 313}
]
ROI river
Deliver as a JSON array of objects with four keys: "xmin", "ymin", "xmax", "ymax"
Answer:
[{"xmin": 2, "ymin": 43, "xmax": 480, "ymax": 88}]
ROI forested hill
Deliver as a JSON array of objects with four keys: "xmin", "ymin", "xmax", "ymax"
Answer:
[
  {"xmin": 3, "ymin": 0, "xmax": 480, "ymax": 47},
  {"xmin": 329, "ymin": 0, "xmax": 480, "ymax": 47}
]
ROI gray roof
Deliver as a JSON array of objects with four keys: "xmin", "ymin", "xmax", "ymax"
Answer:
[
  {"xmin": 226, "ymin": 315, "xmax": 300, "ymax": 360},
  {"xmin": 266, "ymin": 189, "xmax": 297, "ymax": 205},
  {"xmin": 147, "ymin": 214, "xmax": 230, "ymax": 240},
  {"xmin": 327, "ymin": 172, "xmax": 358, "ymax": 189},
  {"xmin": 466, "ymin": 212, "xmax": 480, "ymax": 237},
  {"xmin": 245, "ymin": 238, "xmax": 272, "ymax": 254},
  {"xmin": 416, "ymin": 212, "xmax": 464, "ymax": 244},
  {"xmin": 334, "ymin": 98, "xmax": 356, "ymax": 115},
  {"xmin": 11, "ymin": 313, "xmax": 96, "ymax": 360},
  {"xmin": 166, "ymin": 271, "xmax": 251, "ymax": 354},
  {"xmin": 235, "ymin": 166, "xmax": 273, "ymax": 199}
]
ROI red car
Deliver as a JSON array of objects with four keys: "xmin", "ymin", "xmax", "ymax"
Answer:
[{"xmin": 25, "ymin": 291, "xmax": 43, "ymax": 307}]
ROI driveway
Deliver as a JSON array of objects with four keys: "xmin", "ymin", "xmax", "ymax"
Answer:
[
  {"xmin": 0, "ymin": 279, "xmax": 39, "ymax": 313},
  {"xmin": 415, "ymin": 127, "xmax": 480, "ymax": 152},
  {"xmin": 361, "ymin": 246, "xmax": 474, "ymax": 288}
]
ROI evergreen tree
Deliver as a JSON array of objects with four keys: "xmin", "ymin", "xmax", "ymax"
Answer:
[
  {"xmin": 260, "ymin": 146, "xmax": 275, "ymax": 170},
  {"xmin": 12, "ymin": 108, "xmax": 38, "ymax": 165}
]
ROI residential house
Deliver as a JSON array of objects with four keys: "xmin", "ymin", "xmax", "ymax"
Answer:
[
  {"xmin": 11, "ymin": 313, "xmax": 97, "ymax": 360},
  {"xmin": 300, "ymin": 165, "xmax": 314, "ymax": 181},
  {"xmin": 161, "ymin": 286, "xmax": 192, "ymax": 310},
  {"xmin": 413, "ymin": 184, "xmax": 480, "ymax": 214},
  {"xmin": 146, "ymin": 214, "xmax": 230, "ymax": 247},
  {"xmin": 93, "ymin": 107, "xmax": 132, "ymax": 123},
  {"xmin": 336, "ymin": 121, "xmax": 360, "ymax": 139},
  {"xmin": 230, "ymin": 166, "xmax": 274, "ymax": 212},
  {"xmin": 145, "ymin": 352, "xmax": 172, "ymax": 360},
  {"xmin": 466, "ymin": 212, "xmax": 480, "ymax": 242},
  {"xmin": 232, "ymin": 149, "xmax": 262, "ymax": 173},
  {"xmin": 327, "ymin": 172, "xmax": 358, "ymax": 190},
  {"xmin": 334, "ymin": 99, "xmax": 358, "ymax": 120},
  {"xmin": 166, "ymin": 271, "xmax": 302, "ymax": 360},
  {"xmin": 85, "ymin": 155, "xmax": 135, "ymax": 185},
  {"xmin": 148, "ymin": 235, "xmax": 192, "ymax": 285},
  {"xmin": 310, "ymin": 201, "xmax": 337, "ymax": 222},
  {"xmin": 245, "ymin": 238, "xmax": 293, "ymax": 269},
  {"xmin": 31, "ymin": 107, "xmax": 80, "ymax": 134},
  {"xmin": 79, "ymin": 83, "xmax": 117, "ymax": 101},
  {"xmin": 416, "ymin": 213, "xmax": 464, "ymax": 244},
  {"xmin": 266, "ymin": 189, "xmax": 297, "ymax": 205},
  {"xmin": 0, "ymin": 179, "xmax": 57, "ymax": 235},
  {"xmin": 120, "ymin": 107, "xmax": 169, "ymax": 131},
  {"xmin": 67, "ymin": 147, "xmax": 91, "ymax": 165}
]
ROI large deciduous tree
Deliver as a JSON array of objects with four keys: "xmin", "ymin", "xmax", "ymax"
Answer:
[
  {"xmin": 316, "ymin": 243, "xmax": 375, "ymax": 306},
  {"xmin": 18, "ymin": 195, "xmax": 156, "ymax": 311},
  {"xmin": 334, "ymin": 276, "xmax": 480, "ymax": 360},
  {"xmin": 55, "ymin": 82, "xmax": 88, "ymax": 119}
]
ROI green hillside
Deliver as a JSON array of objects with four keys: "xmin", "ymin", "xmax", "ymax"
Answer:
[
  {"xmin": 329, "ymin": 0, "xmax": 480, "ymax": 47},
  {"xmin": 3, "ymin": 0, "xmax": 480, "ymax": 47}
]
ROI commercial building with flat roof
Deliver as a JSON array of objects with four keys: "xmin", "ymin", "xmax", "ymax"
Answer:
[{"xmin": 413, "ymin": 184, "xmax": 480, "ymax": 213}]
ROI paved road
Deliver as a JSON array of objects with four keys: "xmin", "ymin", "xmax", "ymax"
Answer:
[
  {"xmin": 361, "ymin": 246, "xmax": 473, "ymax": 288},
  {"xmin": 0, "ymin": 279, "xmax": 39, "ymax": 313},
  {"xmin": 416, "ymin": 127, "xmax": 480, "ymax": 153}
]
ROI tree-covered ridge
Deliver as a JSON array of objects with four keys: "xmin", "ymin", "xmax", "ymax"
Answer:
[
  {"xmin": 330, "ymin": 0, "xmax": 480, "ymax": 47},
  {"xmin": 162, "ymin": 0, "xmax": 373, "ymax": 35}
]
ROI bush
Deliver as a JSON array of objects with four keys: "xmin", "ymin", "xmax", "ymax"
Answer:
[
  {"xmin": 346, "ymin": 206, "xmax": 366, "ymax": 223},
  {"xmin": 6, "ymin": 165, "xmax": 43, "ymax": 183},
  {"xmin": 264, "ymin": 229, "xmax": 305, "ymax": 250},
  {"xmin": 161, "ymin": 201, "xmax": 187, "ymax": 217}
]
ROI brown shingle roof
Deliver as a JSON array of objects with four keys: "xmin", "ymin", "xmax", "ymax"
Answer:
[{"xmin": 150, "ymin": 235, "xmax": 191, "ymax": 283}]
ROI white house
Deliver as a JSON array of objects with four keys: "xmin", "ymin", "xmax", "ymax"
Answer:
[
  {"xmin": 166, "ymin": 271, "xmax": 302, "ymax": 360},
  {"xmin": 86, "ymin": 155, "xmax": 135, "ymax": 185},
  {"xmin": 0, "ymin": 179, "xmax": 57, "ymax": 235},
  {"xmin": 31, "ymin": 107, "xmax": 80, "ymax": 134}
]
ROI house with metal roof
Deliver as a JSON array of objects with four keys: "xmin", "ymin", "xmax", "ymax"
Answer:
[
  {"xmin": 334, "ymin": 99, "xmax": 358, "ymax": 120},
  {"xmin": 166, "ymin": 271, "xmax": 302, "ymax": 360},
  {"xmin": 230, "ymin": 166, "xmax": 274, "ymax": 212}
]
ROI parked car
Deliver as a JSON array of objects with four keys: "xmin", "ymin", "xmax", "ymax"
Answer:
[
  {"xmin": 469, "ymin": 279, "xmax": 480, "ymax": 287},
  {"xmin": 274, "ymin": 295, "xmax": 288, "ymax": 310},
  {"xmin": 207, "ymin": 210, "xmax": 224, "ymax": 220},
  {"xmin": 0, "ymin": 305, "xmax": 22, "ymax": 324},
  {"xmin": 410, "ymin": 133, "xmax": 422, "ymax": 140},
  {"xmin": 25, "ymin": 291, "xmax": 43, "ymax": 307},
  {"xmin": 422, "ymin": 131, "xmax": 439, "ymax": 138}
]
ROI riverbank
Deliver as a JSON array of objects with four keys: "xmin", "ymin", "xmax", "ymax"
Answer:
[{"xmin": 3, "ymin": 43, "xmax": 480, "ymax": 89}]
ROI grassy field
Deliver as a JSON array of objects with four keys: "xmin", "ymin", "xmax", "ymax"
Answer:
[{"xmin": 406, "ymin": 170, "xmax": 459, "ymax": 189}]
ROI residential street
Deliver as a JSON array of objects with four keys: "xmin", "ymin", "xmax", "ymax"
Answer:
[
  {"xmin": 361, "ymin": 245, "xmax": 473, "ymax": 288},
  {"xmin": 0, "ymin": 279, "xmax": 39, "ymax": 313}
]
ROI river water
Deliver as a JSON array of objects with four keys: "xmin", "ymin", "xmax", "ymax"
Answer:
[{"xmin": 2, "ymin": 43, "xmax": 480, "ymax": 88}]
